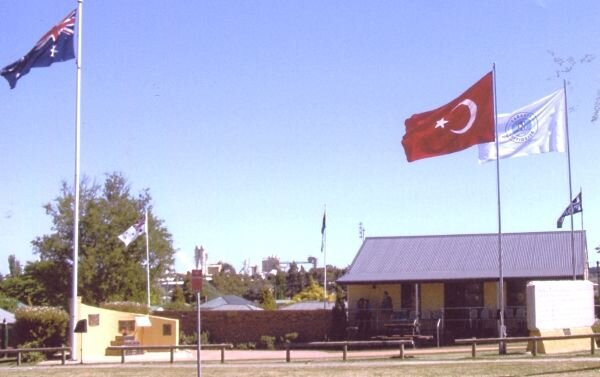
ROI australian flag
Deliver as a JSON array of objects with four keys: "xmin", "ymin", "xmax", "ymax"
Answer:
[
  {"xmin": 557, "ymin": 192, "xmax": 582, "ymax": 228},
  {"xmin": 1, "ymin": 9, "xmax": 76, "ymax": 89}
]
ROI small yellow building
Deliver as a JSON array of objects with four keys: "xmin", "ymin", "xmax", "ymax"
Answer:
[{"xmin": 75, "ymin": 298, "xmax": 179, "ymax": 359}]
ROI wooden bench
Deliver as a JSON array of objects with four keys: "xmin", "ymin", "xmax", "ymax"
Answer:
[
  {"xmin": 1, "ymin": 346, "xmax": 70, "ymax": 366},
  {"xmin": 285, "ymin": 339, "xmax": 414, "ymax": 362},
  {"xmin": 105, "ymin": 343, "xmax": 233, "ymax": 364}
]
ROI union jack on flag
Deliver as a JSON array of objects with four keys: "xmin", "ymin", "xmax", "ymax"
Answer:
[{"xmin": 1, "ymin": 9, "xmax": 76, "ymax": 89}]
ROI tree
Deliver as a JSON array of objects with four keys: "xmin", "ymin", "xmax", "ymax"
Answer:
[
  {"xmin": 8, "ymin": 255, "xmax": 22, "ymax": 277},
  {"xmin": 292, "ymin": 276, "xmax": 329, "ymax": 302},
  {"xmin": 259, "ymin": 287, "xmax": 277, "ymax": 310},
  {"xmin": 29, "ymin": 172, "xmax": 175, "ymax": 307}
]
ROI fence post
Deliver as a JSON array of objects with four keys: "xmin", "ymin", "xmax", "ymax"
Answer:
[
  {"xmin": 220, "ymin": 346, "xmax": 225, "ymax": 364},
  {"xmin": 61, "ymin": 348, "xmax": 66, "ymax": 365},
  {"xmin": 170, "ymin": 348, "xmax": 174, "ymax": 363},
  {"xmin": 120, "ymin": 348, "xmax": 125, "ymax": 364},
  {"xmin": 471, "ymin": 339, "xmax": 476, "ymax": 359},
  {"xmin": 591, "ymin": 336, "xmax": 596, "ymax": 355},
  {"xmin": 532, "ymin": 340, "xmax": 538, "ymax": 357},
  {"xmin": 286, "ymin": 344, "xmax": 290, "ymax": 363},
  {"xmin": 343, "ymin": 344, "xmax": 347, "ymax": 361},
  {"xmin": 399, "ymin": 343, "xmax": 405, "ymax": 359},
  {"xmin": 17, "ymin": 351, "xmax": 21, "ymax": 366}
]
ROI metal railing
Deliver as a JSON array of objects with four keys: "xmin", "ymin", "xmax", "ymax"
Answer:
[{"xmin": 347, "ymin": 306, "xmax": 527, "ymax": 342}]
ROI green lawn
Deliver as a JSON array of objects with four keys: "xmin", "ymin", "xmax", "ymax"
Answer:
[{"xmin": 3, "ymin": 360, "xmax": 600, "ymax": 377}]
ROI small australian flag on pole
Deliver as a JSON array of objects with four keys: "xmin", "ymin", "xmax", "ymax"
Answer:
[{"xmin": 1, "ymin": 9, "xmax": 76, "ymax": 89}]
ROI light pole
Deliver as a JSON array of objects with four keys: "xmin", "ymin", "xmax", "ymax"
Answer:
[{"xmin": 595, "ymin": 247, "xmax": 600, "ymax": 314}]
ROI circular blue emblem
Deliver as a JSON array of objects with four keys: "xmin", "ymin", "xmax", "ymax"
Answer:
[{"xmin": 504, "ymin": 112, "xmax": 538, "ymax": 143}]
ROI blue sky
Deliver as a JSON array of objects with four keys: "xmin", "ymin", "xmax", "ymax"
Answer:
[{"xmin": 1, "ymin": 0, "xmax": 599, "ymax": 276}]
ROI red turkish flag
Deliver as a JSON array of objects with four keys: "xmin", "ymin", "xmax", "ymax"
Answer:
[{"xmin": 402, "ymin": 72, "xmax": 494, "ymax": 162}]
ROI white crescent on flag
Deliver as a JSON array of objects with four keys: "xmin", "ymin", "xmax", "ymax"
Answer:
[{"xmin": 450, "ymin": 99, "xmax": 477, "ymax": 134}]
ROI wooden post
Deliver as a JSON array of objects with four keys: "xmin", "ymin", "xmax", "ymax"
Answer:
[
  {"xmin": 220, "ymin": 347, "xmax": 225, "ymax": 364},
  {"xmin": 591, "ymin": 336, "xmax": 596, "ymax": 355},
  {"xmin": 61, "ymin": 348, "xmax": 66, "ymax": 365},
  {"xmin": 286, "ymin": 345, "xmax": 290, "ymax": 362},
  {"xmin": 343, "ymin": 344, "xmax": 347, "ymax": 361},
  {"xmin": 471, "ymin": 340, "xmax": 476, "ymax": 358},
  {"xmin": 170, "ymin": 348, "xmax": 174, "ymax": 363},
  {"xmin": 17, "ymin": 351, "xmax": 21, "ymax": 366},
  {"xmin": 532, "ymin": 340, "xmax": 538, "ymax": 357},
  {"xmin": 399, "ymin": 343, "xmax": 405, "ymax": 359},
  {"xmin": 120, "ymin": 348, "xmax": 125, "ymax": 364}
]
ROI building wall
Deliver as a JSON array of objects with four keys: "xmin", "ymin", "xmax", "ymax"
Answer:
[
  {"xmin": 421, "ymin": 283, "xmax": 444, "ymax": 311},
  {"xmin": 161, "ymin": 310, "xmax": 332, "ymax": 344},
  {"xmin": 77, "ymin": 300, "xmax": 178, "ymax": 359}
]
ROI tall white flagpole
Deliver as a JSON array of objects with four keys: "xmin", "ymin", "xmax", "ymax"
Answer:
[
  {"xmin": 492, "ymin": 64, "xmax": 506, "ymax": 352},
  {"xmin": 70, "ymin": 0, "xmax": 83, "ymax": 361},
  {"xmin": 563, "ymin": 80, "xmax": 576, "ymax": 280},
  {"xmin": 145, "ymin": 207, "xmax": 151, "ymax": 308}
]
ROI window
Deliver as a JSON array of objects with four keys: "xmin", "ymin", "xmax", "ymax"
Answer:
[
  {"xmin": 401, "ymin": 283, "xmax": 415, "ymax": 309},
  {"xmin": 507, "ymin": 279, "xmax": 528, "ymax": 306},
  {"xmin": 163, "ymin": 324, "xmax": 172, "ymax": 336},
  {"xmin": 118, "ymin": 320, "xmax": 135, "ymax": 335},
  {"xmin": 88, "ymin": 314, "xmax": 99, "ymax": 327},
  {"xmin": 445, "ymin": 280, "xmax": 483, "ymax": 308}
]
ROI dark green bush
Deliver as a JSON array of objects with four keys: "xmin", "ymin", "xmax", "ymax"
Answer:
[{"xmin": 14, "ymin": 306, "xmax": 68, "ymax": 350}]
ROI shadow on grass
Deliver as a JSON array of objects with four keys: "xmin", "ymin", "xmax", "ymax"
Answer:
[{"xmin": 524, "ymin": 366, "xmax": 600, "ymax": 376}]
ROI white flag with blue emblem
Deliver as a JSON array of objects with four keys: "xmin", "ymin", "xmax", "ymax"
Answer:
[
  {"xmin": 118, "ymin": 217, "xmax": 146, "ymax": 247},
  {"xmin": 478, "ymin": 89, "xmax": 566, "ymax": 163}
]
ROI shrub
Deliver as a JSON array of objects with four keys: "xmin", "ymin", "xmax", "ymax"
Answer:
[
  {"xmin": 235, "ymin": 342, "xmax": 256, "ymax": 350},
  {"xmin": 18, "ymin": 340, "xmax": 46, "ymax": 363},
  {"xmin": 258, "ymin": 335, "xmax": 276, "ymax": 350},
  {"xmin": 13, "ymin": 306, "xmax": 68, "ymax": 350},
  {"xmin": 179, "ymin": 330, "xmax": 210, "ymax": 345},
  {"xmin": 100, "ymin": 301, "xmax": 149, "ymax": 314},
  {"xmin": 282, "ymin": 332, "xmax": 299, "ymax": 344}
]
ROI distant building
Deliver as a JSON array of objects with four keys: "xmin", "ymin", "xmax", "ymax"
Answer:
[{"xmin": 262, "ymin": 256, "xmax": 281, "ymax": 274}]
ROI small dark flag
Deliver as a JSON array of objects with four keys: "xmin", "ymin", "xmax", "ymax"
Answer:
[
  {"xmin": 1, "ymin": 9, "xmax": 76, "ymax": 89},
  {"xmin": 321, "ymin": 211, "xmax": 326, "ymax": 252},
  {"xmin": 557, "ymin": 192, "xmax": 582, "ymax": 228}
]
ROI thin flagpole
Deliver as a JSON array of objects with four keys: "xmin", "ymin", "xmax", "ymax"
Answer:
[
  {"xmin": 580, "ymin": 188, "xmax": 586, "ymax": 278},
  {"xmin": 145, "ymin": 208, "xmax": 151, "ymax": 308},
  {"xmin": 322, "ymin": 206, "xmax": 327, "ymax": 309},
  {"xmin": 492, "ymin": 64, "xmax": 506, "ymax": 351},
  {"xmin": 70, "ymin": 0, "xmax": 83, "ymax": 361},
  {"xmin": 563, "ymin": 80, "xmax": 576, "ymax": 279}
]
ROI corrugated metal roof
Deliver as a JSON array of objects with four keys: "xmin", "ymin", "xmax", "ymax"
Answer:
[
  {"xmin": 281, "ymin": 301, "xmax": 335, "ymax": 310},
  {"xmin": 0, "ymin": 308, "xmax": 15, "ymax": 324},
  {"xmin": 201, "ymin": 295, "xmax": 263, "ymax": 311},
  {"xmin": 337, "ymin": 231, "xmax": 587, "ymax": 284}
]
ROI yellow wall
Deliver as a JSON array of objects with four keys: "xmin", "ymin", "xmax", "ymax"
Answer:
[
  {"xmin": 76, "ymin": 299, "xmax": 178, "ymax": 359},
  {"xmin": 420, "ymin": 283, "xmax": 443, "ymax": 311},
  {"xmin": 484, "ymin": 281, "xmax": 498, "ymax": 310}
]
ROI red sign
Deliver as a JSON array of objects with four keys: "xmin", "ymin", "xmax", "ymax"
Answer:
[{"xmin": 191, "ymin": 269, "xmax": 203, "ymax": 293}]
